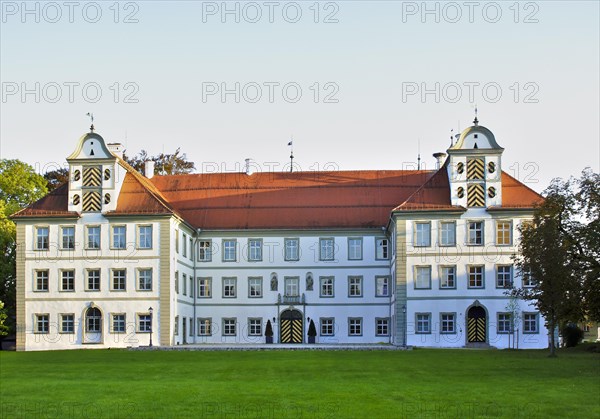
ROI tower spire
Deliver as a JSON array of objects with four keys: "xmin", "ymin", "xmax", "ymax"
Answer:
[
  {"xmin": 288, "ymin": 135, "xmax": 294, "ymax": 173},
  {"xmin": 86, "ymin": 112, "xmax": 95, "ymax": 132}
]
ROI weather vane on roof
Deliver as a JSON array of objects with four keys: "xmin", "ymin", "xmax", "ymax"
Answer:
[
  {"xmin": 473, "ymin": 104, "xmax": 479, "ymax": 126},
  {"xmin": 86, "ymin": 112, "xmax": 95, "ymax": 132}
]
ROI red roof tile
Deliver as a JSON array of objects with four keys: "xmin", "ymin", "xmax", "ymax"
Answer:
[
  {"xmin": 13, "ymin": 164, "xmax": 543, "ymax": 228},
  {"xmin": 393, "ymin": 167, "xmax": 463, "ymax": 212},
  {"xmin": 11, "ymin": 184, "xmax": 79, "ymax": 218},
  {"xmin": 148, "ymin": 171, "xmax": 432, "ymax": 229},
  {"xmin": 498, "ymin": 172, "xmax": 544, "ymax": 209}
]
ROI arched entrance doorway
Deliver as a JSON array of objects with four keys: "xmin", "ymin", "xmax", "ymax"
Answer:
[
  {"xmin": 280, "ymin": 309, "xmax": 303, "ymax": 344},
  {"xmin": 83, "ymin": 305, "xmax": 103, "ymax": 344},
  {"xmin": 467, "ymin": 305, "xmax": 486, "ymax": 343}
]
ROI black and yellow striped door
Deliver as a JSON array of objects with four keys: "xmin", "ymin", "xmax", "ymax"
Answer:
[
  {"xmin": 280, "ymin": 310, "xmax": 303, "ymax": 344},
  {"xmin": 467, "ymin": 306, "xmax": 486, "ymax": 343}
]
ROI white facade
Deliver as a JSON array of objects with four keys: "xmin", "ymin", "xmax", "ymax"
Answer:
[{"xmin": 14, "ymin": 121, "xmax": 549, "ymax": 350}]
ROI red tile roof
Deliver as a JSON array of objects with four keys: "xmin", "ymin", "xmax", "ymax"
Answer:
[
  {"xmin": 148, "ymin": 170, "xmax": 433, "ymax": 229},
  {"xmin": 10, "ymin": 184, "xmax": 79, "ymax": 218},
  {"xmin": 13, "ymin": 165, "xmax": 543, "ymax": 228}
]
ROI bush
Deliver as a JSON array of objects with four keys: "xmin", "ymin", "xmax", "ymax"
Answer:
[
  {"xmin": 308, "ymin": 320, "xmax": 317, "ymax": 337},
  {"xmin": 562, "ymin": 324, "xmax": 584, "ymax": 347}
]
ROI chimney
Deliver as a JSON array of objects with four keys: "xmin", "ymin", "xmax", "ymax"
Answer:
[
  {"xmin": 145, "ymin": 161, "xmax": 155, "ymax": 179},
  {"xmin": 433, "ymin": 152, "xmax": 447, "ymax": 169},
  {"xmin": 245, "ymin": 158, "xmax": 251, "ymax": 175},
  {"xmin": 107, "ymin": 143, "xmax": 124, "ymax": 158}
]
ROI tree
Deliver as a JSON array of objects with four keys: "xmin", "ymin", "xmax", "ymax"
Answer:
[
  {"xmin": 0, "ymin": 301, "xmax": 9, "ymax": 338},
  {"xmin": 505, "ymin": 296, "xmax": 522, "ymax": 349},
  {"xmin": 0, "ymin": 160, "xmax": 48, "ymax": 335},
  {"xmin": 0, "ymin": 160, "xmax": 48, "ymax": 216},
  {"xmin": 512, "ymin": 169, "xmax": 599, "ymax": 357},
  {"xmin": 124, "ymin": 148, "xmax": 195, "ymax": 175},
  {"xmin": 44, "ymin": 167, "xmax": 69, "ymax": 191}
]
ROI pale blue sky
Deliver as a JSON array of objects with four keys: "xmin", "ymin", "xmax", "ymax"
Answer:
[{"xmin": 1, "ymin": 1, "xmax": 598, "ymax": 192}]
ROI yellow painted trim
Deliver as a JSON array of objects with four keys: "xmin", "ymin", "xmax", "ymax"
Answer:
[
  {"xmin": 159, "ymin": 219, "xmax": 171, "ymax": 346},
  {"xmin": 16, "ymin": 224, "xmax": 26, "ymax": 351}
]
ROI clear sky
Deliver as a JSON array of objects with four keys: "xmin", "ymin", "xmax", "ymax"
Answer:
[{"xmin": 1, "ymin": 0, "xmax": 598, "ymax": 192}]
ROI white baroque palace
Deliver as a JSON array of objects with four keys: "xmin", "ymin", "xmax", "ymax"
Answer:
[{"xmin": 13, "ymin": 119, "xmax": 549, "ymax": 350}]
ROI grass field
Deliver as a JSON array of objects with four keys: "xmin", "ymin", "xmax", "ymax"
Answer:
[{"xmin": 1, "ymin": 346, "xmax": 599, "ymax": 419}]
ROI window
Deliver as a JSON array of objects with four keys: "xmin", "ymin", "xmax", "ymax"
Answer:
[
  {"xmin": 440, "ymin": 313, "xmax": 456, "ymax": 334},
  {"xmin": 522, "ymin": 269, "xmax": 536, "ymax": 287},
  {"xmin": 376, "ymin": 276, "xmax": 390, "ymax": 297},
  {"xmin": 175, "ymin": 271, "xmax": 179, "ymax": 294},
  {"xmin": 247, "ymin": 239, "xmax": 262, "ymax": 261},
  {"xmin": 248, "ymin": 277, "xmax": 262, "ymax": 298},
  {"xmin": 198, "ymin": 278, "xmax": 212, "ymax": 298},
  {"xmin": 415, "ymin": 266, "xmax": 431, "ymax": 289},
  {"xmin": 320, "ymin": 277, "xmax": 334, "ymax": 297},
  {"xmin": 523, "ymin": 313, "xmax": 538, "ymax": 333},
  {"xmin": 468, "ymin": 266, "xmax": 484, "ymax": 288},
  {"xmin": 182, "ymin": 233, "xmax": 187, "ymax": 257},
  {"xmin": 60, "ymin": 314, "xmax": 74, "ymax": 334},
  {"xmin": 182, "ymin": 274, "xmax": 187, "ymax": 295},
  {"xmin": 416, "ymin": 313, "xmax": 431, "ymax": 334},
  {"xmin": 223, "ymin": 239, "xmax": 237, "ymax": 262},
  {"xmin": 248, "ymin": 318, "xmax": 262, "ymax": 336},
  {"xmin": 496, "ymin": 265, "xmax": 513, "ymax": 288},
  {"xmin": 467, "ymin": 221, "xmax": 484, "ymax": 245},
  {"xmin": 376, "ymin": 318, "xmax": 390, "ymax": 336},
  {"xmin": 440, "ymin": 266, "xmax": 456, "ymax": 289},
  {"xmin": 61, "ymin": 226, "xmax": 75, "ymax": 249},
  {"xmin": 61, "ymin": 270, "xmax": 75, "ymax": 291},
  {"xmin": 348, "ymin": 238, "xmax": 362, "ymax": 260},
  {"xmin": 36, "ymin": 226, "xmax": 49, "ymax": 250},
  {"xmin": 189, "ymin": 238, "xmax": 194, "ymax": 261},
  {"xmin": 320, "ymin": 318, "xmax": 334, "ymax": 336},
  {"xmin": 319, "ymin": 238, "xmax": 334, "ymax": 261},
  {"xmin": 198, "ymin": 240, "xmax": 212, "ymax": 262},
  {"xmin": 86, "ymin": 308, "xmax": 101, "ymax": 333},
  {"xmin": 112, "ymin": 226, "xmax": 126, "ymax": 249},
  {"xmin": 415, "ymin": 222, "xmax": 431, "ymax": 247},
  {"xmin": 86, "ymin": 269, "xmax": 101, "ymax": 291},
  {"xmin": 174, "ymin": 316, "xmax": 179, "ymax": 335},
  {"xmin": 175, "ymin": 229, "xmax": 179, "ymax": 253},
  {"xmin": 189, "ymin": 277, "xmax": 194, "ymax": 298},
  {"xmin": 349, "ymin": 318, "xmax": 362, "ymax": 336},
  {"xmin": 138, "ymin": 225, "xmax": 152, "ymax": 249},
  {"xmin": 223, "ymin": 318, "xmax": 236, "ymax": 336},
  {"xmin": 496, "ymin": 221, "xmax": 512, "ymax": 245},
  {"xmin": 189, "ymin": 318, "xmax": 194, "ymax": 336},
  {"xmin": 498, "ymin": 313, "xmax": 511, "ymax": 334},
  {"xmin": 86, "ymin": 226, "xmax": 101, "ymax": 249},
  {"xmin": 223, "ymin": 277, "xmax": 236, "ymax": 298},
  {"xmin": 112, "ymin": 269, "xmax": 126, "ymax": 291},
  {"xmin": 198, "ymin": 318, "xmax": 211, "ymax": 336},
  {"xmin": 112, "ymin": 314, "xmax": 126, "ymax": 333},
  {"xmin": 35, "ymin": 314, "xmax": 49, "ymax": 333},
  {"xmin": 440, "ymin": 222, "xmax": 456, "ymax": 246},
  {"xmin": 284, "ymin": 277, "xmax": 299, "ymax": 297},
  {"xmin": 284, "ymin": 238, "xmax": 299, "ymax": 261},
  {"xmin": 35, "ymin": 270, "xmax": 49, "ymax": 292},
  {"xmin": 376, "ymin": 238, "xmax": 389, "ymax": 259},
  {"xmin": 138, "ymin": 313, "xmax": 152, "ymax": 332},
  {"xmin": 138, "ymin": 269, "xmax": 152, "ymax": 291},
  {"xmin": 348, "ymin": 276, "xmax": 363, "ymax": 297}
]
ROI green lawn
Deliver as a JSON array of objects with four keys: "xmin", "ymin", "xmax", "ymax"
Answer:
[{"xmin": 1, "ymin": 347, "xmax": 599, "ymax": 418}]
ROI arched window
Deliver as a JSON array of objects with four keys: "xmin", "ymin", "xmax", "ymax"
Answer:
[{"xmin": 86, "ymin": 307, "xmax": 102, "ymax": 333}]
